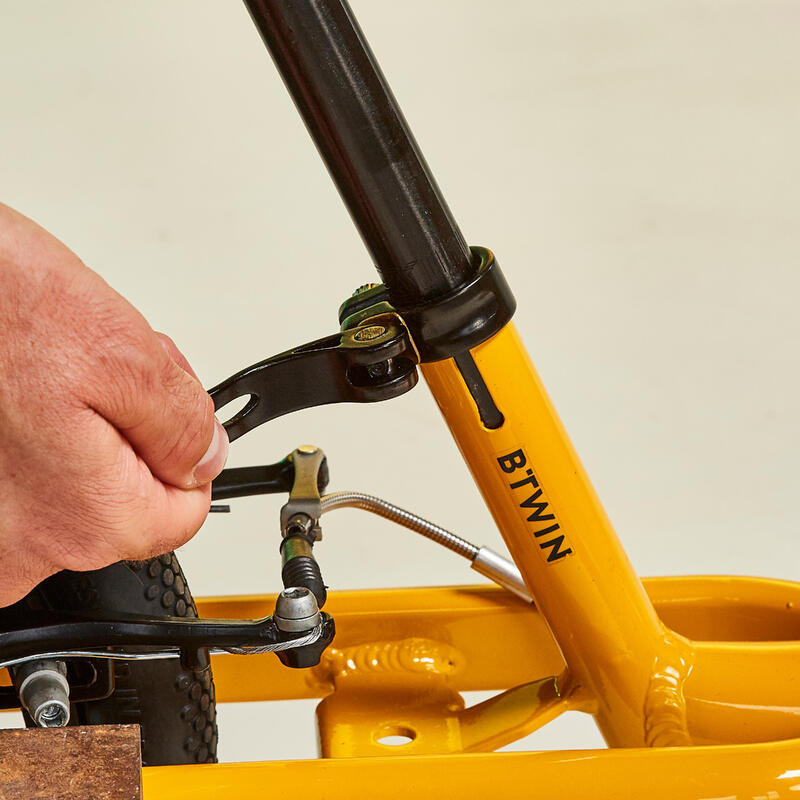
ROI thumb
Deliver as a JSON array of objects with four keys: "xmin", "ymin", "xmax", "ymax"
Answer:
[{"xmin": 86, "ymin": 330, "xmax": 229, "ymax": 489}]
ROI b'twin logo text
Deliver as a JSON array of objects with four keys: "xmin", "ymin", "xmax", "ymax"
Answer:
[{"xmin": 496, "ymin": 448, "xmax": 573, "ymax": 563}]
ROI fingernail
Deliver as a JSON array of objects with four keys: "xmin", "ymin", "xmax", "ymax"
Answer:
[{"xmin": 193, "ymin": 420, "xmax": 229, "ymax": 484}]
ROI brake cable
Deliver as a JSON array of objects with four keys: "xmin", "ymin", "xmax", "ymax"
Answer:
[{"xmin": 319, "ymin": 492, "xmax": 531, "ymax": 603}]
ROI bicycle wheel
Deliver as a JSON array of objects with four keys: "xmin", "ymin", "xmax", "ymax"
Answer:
[{"xmin": 16, "ymin": 554, "xmax": 218, "ymax": 766}]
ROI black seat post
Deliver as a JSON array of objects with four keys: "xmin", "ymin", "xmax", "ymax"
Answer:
[{"xmin": 244, "ymin": 0, "xmax": 477, "ymax": 307}]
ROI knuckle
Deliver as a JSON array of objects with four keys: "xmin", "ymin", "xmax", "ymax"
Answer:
[
  {"xmin": 160, "ymin": 385, "xmax": 216, "ymax": 469},
  {"xmin": 96, "ymin": 328, "xmax": 153, "ymax": 388},
  {"xmin": 72, "ymin": 296, "xmax": 157, "ymax": 413}
]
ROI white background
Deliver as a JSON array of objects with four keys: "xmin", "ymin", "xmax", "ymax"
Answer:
[{"xmin": 1, "ymin": 0, "xmax": 798, "ymax": 759}]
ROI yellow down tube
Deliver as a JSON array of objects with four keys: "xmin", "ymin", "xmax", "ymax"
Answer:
[{"xmin": 422, "ymin": 322, "xmax": 692, "ymax": 747}]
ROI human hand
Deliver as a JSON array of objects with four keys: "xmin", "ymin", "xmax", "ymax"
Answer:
[{"xmin": 0, "ymin": 203, "xmax": 227, "ymax": 606}]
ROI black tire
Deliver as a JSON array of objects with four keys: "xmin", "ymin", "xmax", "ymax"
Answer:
[{"xmin": 19, "ymin": 554, "xmax": 218, "ymax": 766}]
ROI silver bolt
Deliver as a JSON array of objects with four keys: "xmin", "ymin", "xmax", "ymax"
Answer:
[
  {"xmin": 16, "ymin": 660, "xmax": 70, "ymax": 728},
  {"xmin": 36, "ymin": 701, "xmax": 70, "ymax": 728},
  {"xmin": 285, "ymin": 513, "xmax": 314, "ymax": 537},
  {"xmin": 274, "ymin": 586, "xmax": 321, "ymax": 632}
]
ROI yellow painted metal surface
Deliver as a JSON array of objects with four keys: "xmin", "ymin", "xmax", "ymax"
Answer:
[
  {"xmin": 196, "ymin": 586, "xmax": 563, "ymax": 702},
  {"xmin": 4, "ymin": 579, "xmax": 799, "ymax": 749},
  {"xmin": 192, "ymin": 579, "xmax": 800, "ymax": 749},
  {"xmin": 5, "ymin": 579, "xmax": 800, "ymax": 793},
  {"xmin": 140, "ymin": 578, "xmax": 800, "ymax": 797},
  {"xmin": 422, "ymin": 323, "xmax": 692, "ymax": 746},
  {"xmin": 147, "ymin": 579, "xmax": 800, "ymax": 795},
  {"xmin": 143, "ymin": 738, "xmax": 800, "ymax": 800},
  {"xmin": 314, "ymin": 638, "xmax": 579, "ymax": 757}
]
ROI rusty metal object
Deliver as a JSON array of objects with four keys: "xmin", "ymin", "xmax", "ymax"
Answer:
[{"xmin": 0, "ymin": 724, "xmax": 141, "ymax": 799}]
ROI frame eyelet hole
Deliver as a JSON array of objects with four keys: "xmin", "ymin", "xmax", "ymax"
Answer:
[{"xmin": 375, "ymin": 725, "xmax": 416, "ymax": 747}]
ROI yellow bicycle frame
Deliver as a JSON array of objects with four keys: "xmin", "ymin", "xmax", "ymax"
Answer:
[
  {"xmin": 4, "ymin": 1, "xmax": 797, "ymax": 794},
  {"xmin": 140, "ymin": 309, "xmax": 800, "ymax": 797}
]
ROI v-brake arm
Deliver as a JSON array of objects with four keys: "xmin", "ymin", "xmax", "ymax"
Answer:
[{"xmin": 208, "ymin": 312, "xmax": 418, "ymax": 444}]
